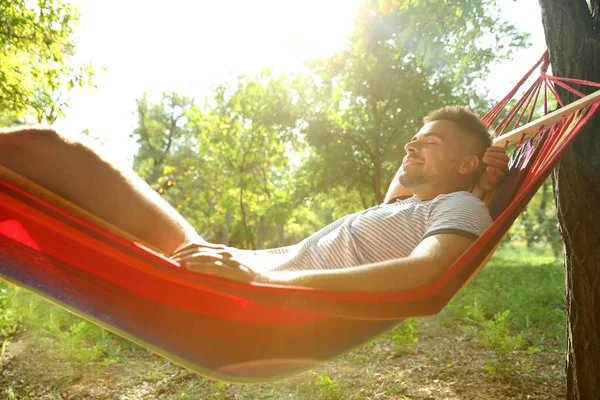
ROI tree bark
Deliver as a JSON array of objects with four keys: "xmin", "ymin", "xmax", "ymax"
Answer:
[{"xmin": 538, "ymin": 1, "xmax": 600, "ymax": 398}]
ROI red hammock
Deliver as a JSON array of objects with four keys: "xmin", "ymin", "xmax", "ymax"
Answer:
[{"xmin": 0, "ymin": 52, "xmax": 599, "ymax": 383}]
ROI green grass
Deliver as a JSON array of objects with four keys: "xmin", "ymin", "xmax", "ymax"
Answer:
[
  {"xmin": 389, "ymin": 318, "xmax": 420, "ymax": 353},
  {"xmin": 443, "ymin": 241, "xmax": 564, "ymax": 341},
  {"xmin": 439, "ymin": 241, "xmax": 565, "ymax": 379},
  {"xmin": 0, "ymin": 284, "xmax": 20, "ymax": 339},
  {"xmin": 0, "ymin": 282, "xmax": 128, "ymax": 369}
]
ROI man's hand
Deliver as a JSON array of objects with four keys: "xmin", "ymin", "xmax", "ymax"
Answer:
[
  {"xmin": 478, "ymin": 146, "xmax": 510, "ymax": 191},
  {"xmin": 170, "ymin": 240, "xmax": 256, "ymax": 283}
]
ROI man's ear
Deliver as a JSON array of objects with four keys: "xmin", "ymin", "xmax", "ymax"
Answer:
[{"xmin": 458, "ymin": 155, "xmax": 480, "ymax": 176}]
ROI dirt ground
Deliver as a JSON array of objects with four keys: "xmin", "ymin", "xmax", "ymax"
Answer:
[{"xmin": 0, "ymin": 316, "xmax": 565, "ymax": 399}]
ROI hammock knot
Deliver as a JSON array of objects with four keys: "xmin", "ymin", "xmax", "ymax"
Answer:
[{"xmin": 540, "ymin": 50, "xmax": 550, "ymax": 75}]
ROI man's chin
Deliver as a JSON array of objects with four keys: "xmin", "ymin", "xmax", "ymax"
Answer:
[{"xmin": 399, "ymin": 175, "xmax": 419, "ymax": 188}]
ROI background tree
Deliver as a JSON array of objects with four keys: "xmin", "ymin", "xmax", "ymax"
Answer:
[
  {"xmin": 0, "ymin": 0, "xmax": 94, "ymax": 125},
  {"xmin": 301, "ymin": 0, "xmax": 529, "ymax": 208},
  {"xmin": 132, "ymin": 1, "xmax": 532, "ymax": 247},
  {"xmin": 132, "ymin": 73, "xmax": 305, "ymax": 249},
  {"xmin": 538, "ymin": 0, "xmax": 600, "ymax": 398},
  {"xmin": 132, "ymin": 92, "xmax": 229, "ymax": 244},
  {"xmin": 199, "ymin": 72, "xmax": 304, "ymax": 248},
  {"xmin": 505, "ymin": 178, "xmax": 561, "ymax": 258}
]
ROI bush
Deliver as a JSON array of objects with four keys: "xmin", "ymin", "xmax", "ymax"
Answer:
[
  {"xmin": 444, "ymin": 243, "xmax": 565, "ymax": 342},
  {"xmin": 461, "ymin": 305, "xmax": 539, "ymax": 379},
  {"xmin": 315, "ymin": 373, "xmax": 343, "ymax": 400},
  {"xmin": 10, "ymin": 287, "xmax": 124, "ymax": 364},
  {"xmin": 389, "ymin": 318, "xmax": 419, "ymax": 353}
]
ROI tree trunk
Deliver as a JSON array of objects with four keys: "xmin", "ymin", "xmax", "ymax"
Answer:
[
  {"xmin": 372, "ymin": 155, "xmax": 384, "ymax": 204},
  {"xmin": 539, "ymin": 1, "xmax": 600, "ymax": 398},
  {"xmin": 277, "ymin": 222, "xmax": 285, "ymax": 247},
  {"xmin": 221, "ymin": 210, "xmax": 232, "ymax": 245},
  {"xmin": 257, "ymin": 216, "xmax": 266, "ymax": 250},
  {"xmin": 239, "ymin": 185, "xmax": 251, "ymax": 248},
  {"xmin": 521, "ymin": 206, "xmax": 536, "ymax": 248}
]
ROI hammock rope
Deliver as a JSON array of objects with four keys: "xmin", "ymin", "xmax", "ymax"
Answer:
[{"xmin": 0, "ymin": 52, "xmax": 599, "ymax": 382}]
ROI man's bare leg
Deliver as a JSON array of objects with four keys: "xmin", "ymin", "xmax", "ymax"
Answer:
[{"xmin": 0, "ymin": 127, "xmax": 198, "ymax": 255}]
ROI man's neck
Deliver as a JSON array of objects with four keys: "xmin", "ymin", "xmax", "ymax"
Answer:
[{"xmin": 410, "ymin": 184, "xmax": 469, "ymax": 201}]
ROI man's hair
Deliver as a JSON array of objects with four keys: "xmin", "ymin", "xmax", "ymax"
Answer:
[{"xmin": 423, "ymin": 106, "xmax": 492, "ymax": 154}]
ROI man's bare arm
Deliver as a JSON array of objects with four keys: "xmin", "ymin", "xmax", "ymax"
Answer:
[{"xmin": 255, "ymin": 233, "xmax": 474, "ymax": 292}]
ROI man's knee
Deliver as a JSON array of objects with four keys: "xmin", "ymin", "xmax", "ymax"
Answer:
[
  {"xmin": 0, "ymin": 126, "xmax": 101, "ymax": 166},
  {"xmin": 0, "ymin": 127, "xmax": 71, "ymax": 162},
  {"xmin": 0, "ymin": 127, "xmax": 107, "ymax": 193},
  {"xmin": 0, "ymin": 127, "xmax": 64, "ymax": 147}
]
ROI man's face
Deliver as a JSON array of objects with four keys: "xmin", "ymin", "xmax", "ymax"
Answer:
[{"xmin": 398, "ymin": 120, "xmax": 472, "ymax": 189}]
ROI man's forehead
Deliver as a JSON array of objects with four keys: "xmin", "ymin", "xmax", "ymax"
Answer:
[{"xmin": 413, "ymin": 120, "xmax": 462, "ymax": 140}]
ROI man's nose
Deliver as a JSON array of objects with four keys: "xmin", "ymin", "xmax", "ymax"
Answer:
[{"xmin": 404, "ymin": 141, "xmax": 418, "ymax": 153}]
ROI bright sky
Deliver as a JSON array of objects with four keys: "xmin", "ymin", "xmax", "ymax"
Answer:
[{"xmin": 53, "ymin": 0, "xmax": 547, "ymax": 165}]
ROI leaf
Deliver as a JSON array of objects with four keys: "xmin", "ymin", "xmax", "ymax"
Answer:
[{"xmin": 0, "ymin": 0, "xmax": 95, "ymax": 124}]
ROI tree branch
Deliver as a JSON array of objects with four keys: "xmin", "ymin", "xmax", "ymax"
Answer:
[
  {"xmin": 0, "ymin": 16, "xmax": 31, "ymax": 41},
  {"xmin": 329, "ymin": 131, "xmax": 374, "ymax": 159},
  {"xmin": 155, "ymin": 98, "xmax": 186, "ymax": 168},
  {"xmin": 134, "ymin": 99, "xmax": 152, "ymax": 148}
]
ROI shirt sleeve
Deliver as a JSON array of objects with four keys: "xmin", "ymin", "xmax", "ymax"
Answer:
[{"xmin": 423, "ymin": 192, "xmax": 493, "ymax": 240}]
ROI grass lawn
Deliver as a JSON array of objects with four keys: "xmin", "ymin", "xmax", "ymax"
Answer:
[{"xmin": 0, "ymin": 242, "xmax": 566, "ymax": 399}]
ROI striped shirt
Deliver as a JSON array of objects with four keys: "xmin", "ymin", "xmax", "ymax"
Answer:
[{"xmin": 231, "ymin": 191, "xmax": 492, "ymax": 272}]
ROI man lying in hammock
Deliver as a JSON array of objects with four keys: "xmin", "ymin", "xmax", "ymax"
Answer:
[{"xmin": 0, "ymin": 106, "xmax": 508, "ymax": 292}]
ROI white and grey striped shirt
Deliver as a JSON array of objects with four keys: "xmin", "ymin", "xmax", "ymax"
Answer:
[{"xmin": 232, "ymin": 191, "xmax": 492, "ymax": 272}]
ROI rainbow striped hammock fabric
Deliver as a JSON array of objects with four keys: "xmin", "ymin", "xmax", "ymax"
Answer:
[{"xmin": 0, "ymin": 52, "xmax": 599, "ymax": 383}]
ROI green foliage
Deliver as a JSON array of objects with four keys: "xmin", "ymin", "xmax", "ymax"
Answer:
[
  {"xmin": 3, "ymin": 387, "xmax": 16, "ymax": 400},
  {"xmin": 0, "ymin": 283, "xmax": 20, "ymax": 338},
  {"xmin": 300, "ymin": 0, "xmax": 529, "ymax": 206},
  {"xmin": 441, "ymin": 243, "xmax": 563, "ymax": 380},
  {"xmin": 445, "ymin": 242, "xmax": 565, "ymax": 341},
  {"xmin": 0, "ymin": 0, "xmax": 94, "ymax": 124},
  {"xmin": 207, "ymin": 382, "xmax": 229, "ymax": 400},
  {"xmin": 389, "ymin": 318, "xmax": 419, "ymax": 353},
  {"xmin": 128, "ymin": 1, "xmax": 532, "ymax": 246},
  {"xmin": 315, "ymin": 373, "xmax": 344, "ymax": 400},
  {"xmin": 504, "ymin": 180, "xmax": 562, "ymax": 258},
  {"xmin": 385, "ymin": 383, "xmax": 406, "ymax": 395},
  {"xmin": 9, "ymin": 288, "xmax": 126, "ymax": 365},
  {"xmin": 461, "ymin": 306, "xmax": 538, "ymax": 379},
  {"xmin": 132, "ymin": 74, "xmax": 307, "ymax": 248},
  {"xmin": 369, "ymin": 0, "xmax": 530, "ymax": 89},
  {"xmin": 128, "ymin": 2, "xmax": 532, "ymax": 247}
]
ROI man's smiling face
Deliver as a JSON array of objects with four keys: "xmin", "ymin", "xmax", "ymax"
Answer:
[{"xmin": 398, "ymin": 120, "xmax": 473, "ymax": 191}]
